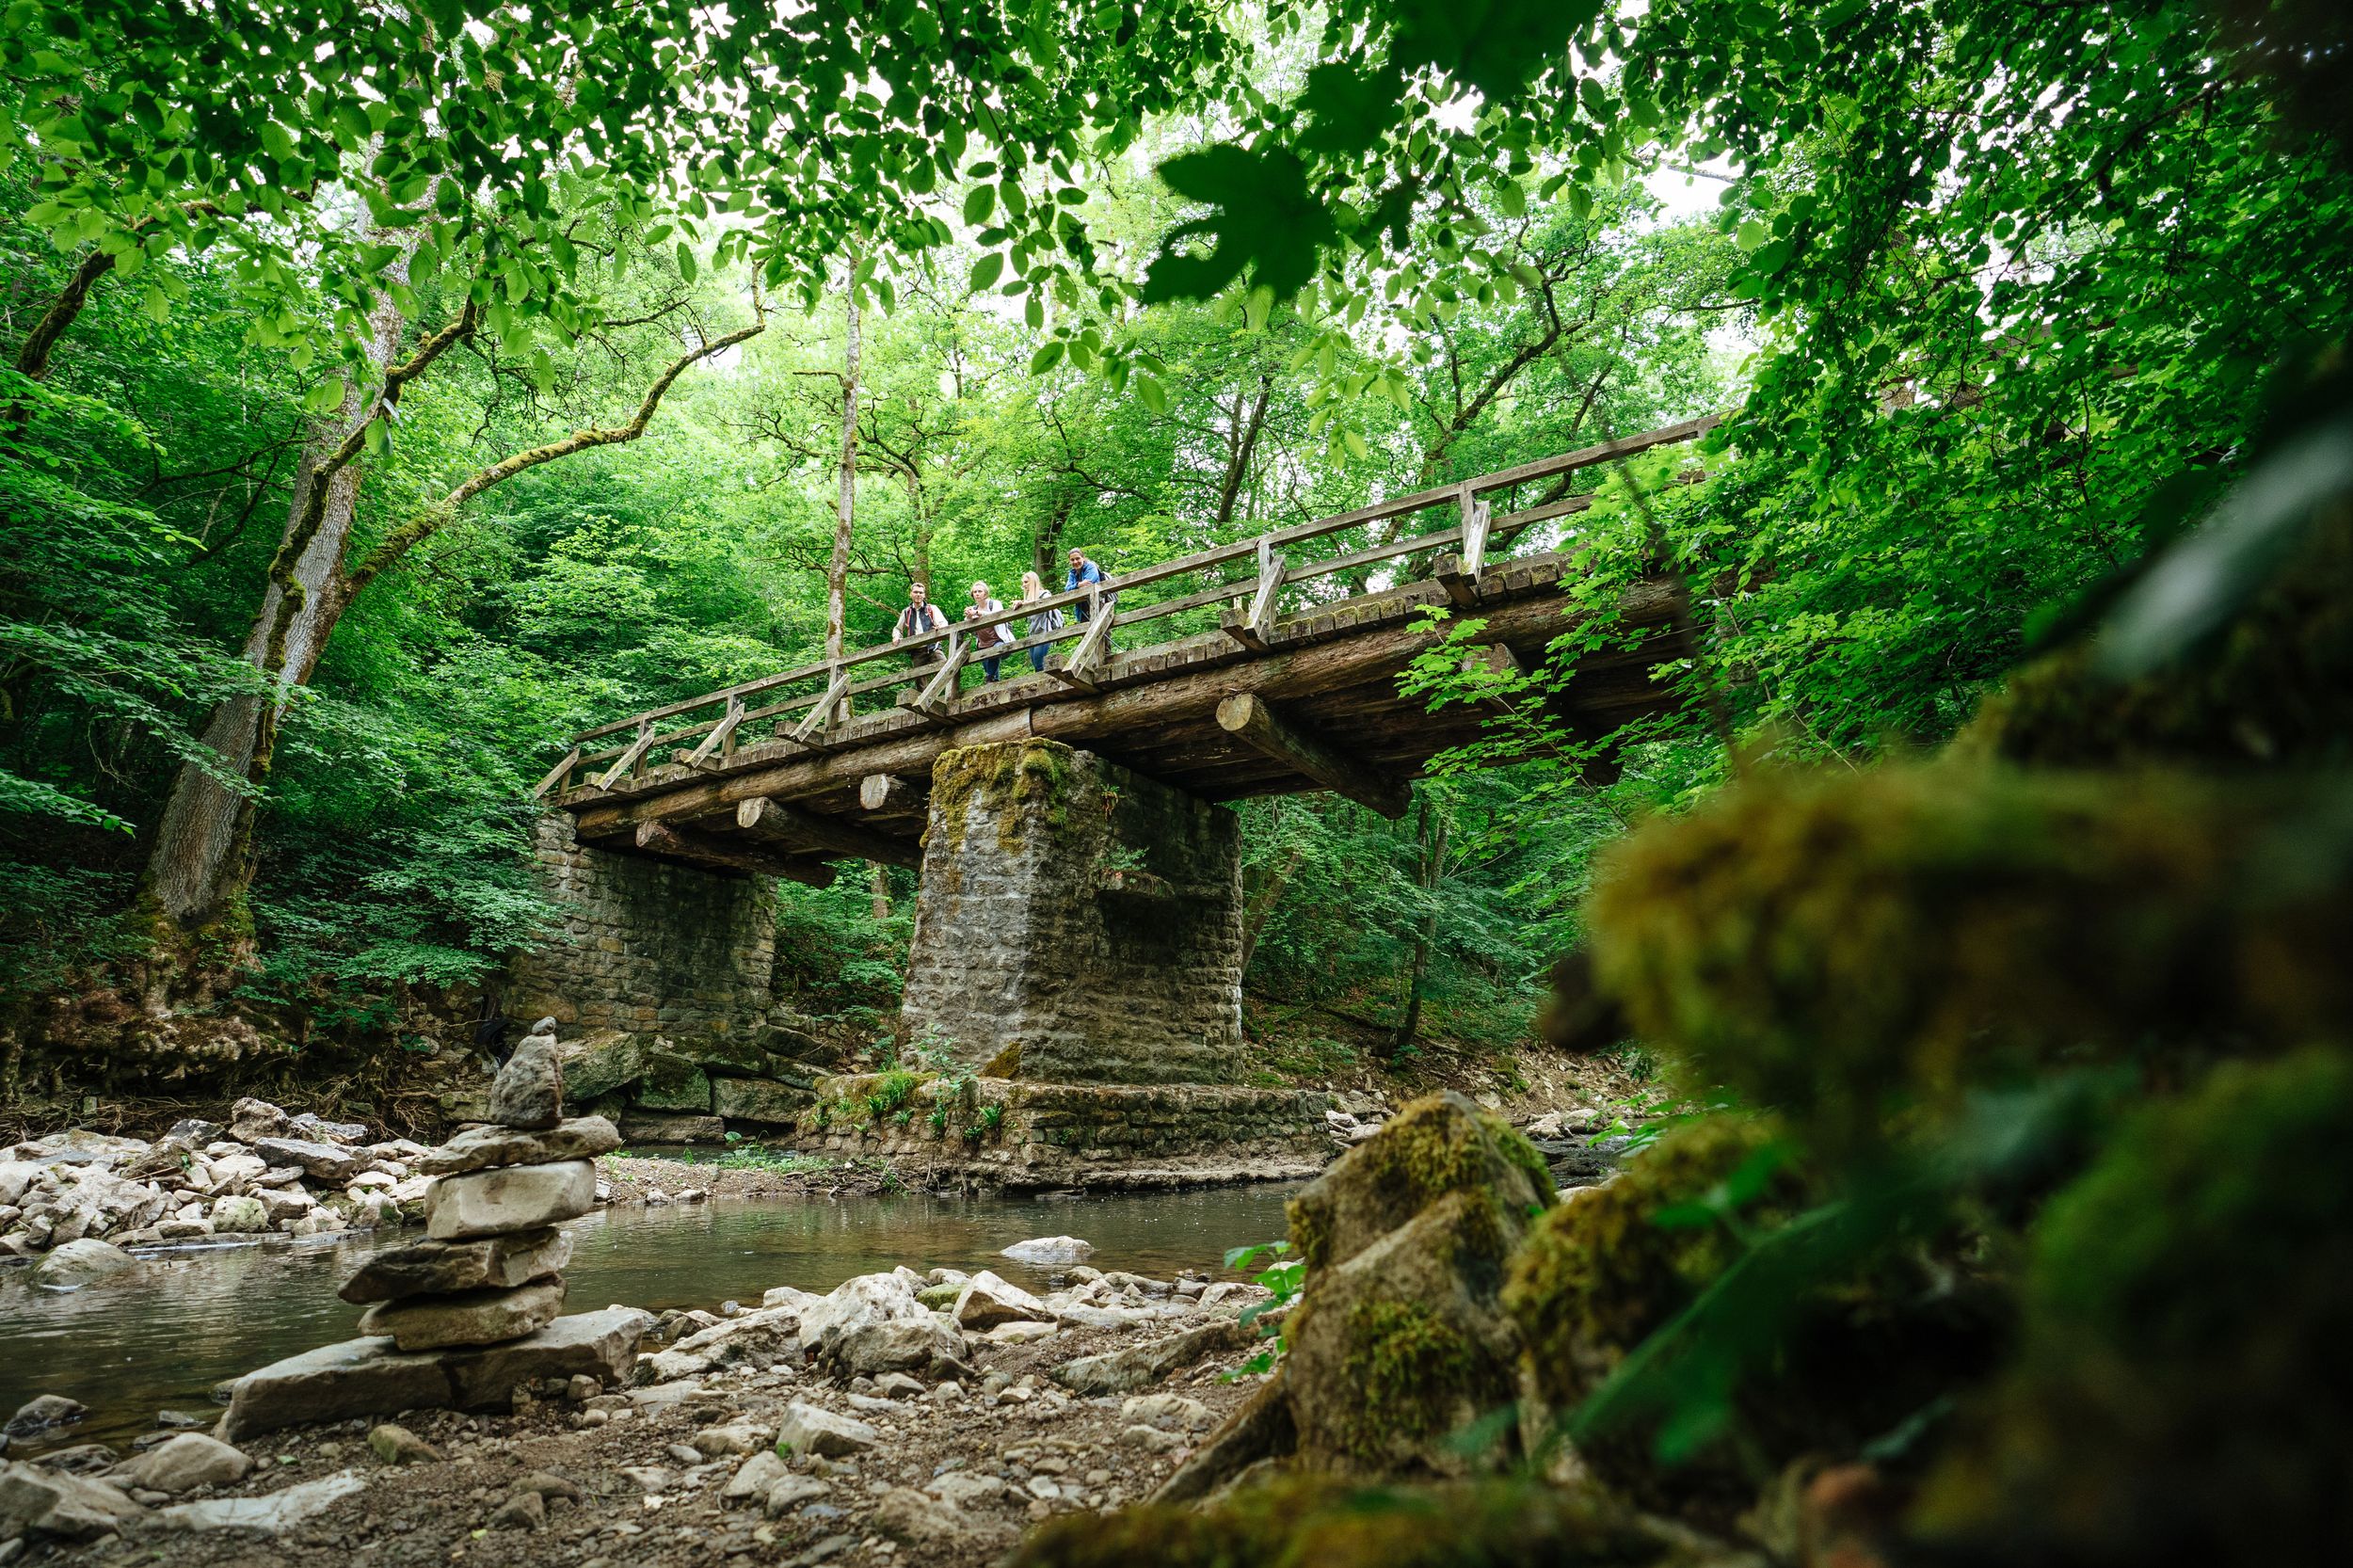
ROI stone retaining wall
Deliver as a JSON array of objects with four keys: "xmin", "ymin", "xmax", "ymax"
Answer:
[{"xmin": 797, "ymin": 1073, "xmax": 1330, "ymax": 1187}]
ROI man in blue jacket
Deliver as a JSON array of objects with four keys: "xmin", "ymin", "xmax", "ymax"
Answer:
[{"xmin": 1064, "ymin": 548, "xmax": 1109, "ymax": 620}]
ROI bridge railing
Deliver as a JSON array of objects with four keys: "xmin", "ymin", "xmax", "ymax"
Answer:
[{"xmin": 538, "ymin": 414, "xmax": 1720, "ymax": 800}]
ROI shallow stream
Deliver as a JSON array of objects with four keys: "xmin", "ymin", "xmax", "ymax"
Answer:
[{"xmin": 0, "ymin": 1181, "xmax": 1299, "ymax": 1453}]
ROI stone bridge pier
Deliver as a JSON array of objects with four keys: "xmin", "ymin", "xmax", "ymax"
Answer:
[{"xmin": 898, "ymin": 739, "xmax": 1248, "ymax": 1083}]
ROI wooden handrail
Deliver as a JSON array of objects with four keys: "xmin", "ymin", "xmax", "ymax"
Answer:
[{"xmin": 552, "ymin": 415, "xmax": 1721, "ymax": 787}]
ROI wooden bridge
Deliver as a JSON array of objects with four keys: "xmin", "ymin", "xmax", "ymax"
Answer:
[{"xmin": 537, "ymin": 417, "xmax": 1719, "ymax": 883}]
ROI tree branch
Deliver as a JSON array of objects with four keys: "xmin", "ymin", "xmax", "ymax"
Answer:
[{"xmin": 343, "ymin": 308, "xmax": 767, "ymax": 600}]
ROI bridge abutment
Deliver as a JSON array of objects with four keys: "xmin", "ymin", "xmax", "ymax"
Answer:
[
  {"xmin": 900, "ymin": 739, "xmax": 1248, "ymax": 1083},
  {"xmin": 508, "ymin": 814, "xmax": 779, "ymax": 1047}
]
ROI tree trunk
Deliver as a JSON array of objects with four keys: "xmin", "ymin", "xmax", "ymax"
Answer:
[
  {"xmin": 826, "ymin": 263, "xmax": 861, "ymax": 724},
  {"xmin": 1390, "ymin": 795, "xmax": 1445, "ymax": 1059},
  {"xmin": 1240, "ymin": 839, "xmax": 1305, "ymax": 975},
  {"xmin": 868, "ymin": 862, "xmax": 891, "ymax": 921},
  {"xmin": 142, "ymin": 266, "xmax": 409, "ymax": 932}
]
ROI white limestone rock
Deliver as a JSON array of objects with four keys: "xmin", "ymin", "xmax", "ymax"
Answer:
[{"xmin": 423, "ymin": 1160, "xmax": 595, "ymax": 1240}]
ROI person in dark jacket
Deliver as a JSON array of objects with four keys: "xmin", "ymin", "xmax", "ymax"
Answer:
[{"xmin": 893, "ymin": 582, "xmax": 950, "ymax": 664}]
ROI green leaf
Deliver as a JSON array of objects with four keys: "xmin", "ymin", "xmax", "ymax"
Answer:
[
  {"xmin": 676, "ymin": 242, "xmax": 697, "ymax": 284},
  {"xmin": 1029, "ymin": 340, "xmax": 1064, "ymax": 375},
  {"xmin": 962, "ymin": 184, "xmax": 994, "ymax": 225},
  {"xmin": 968, "ymin": 252, "xmax": 1004, "ymax": 290}
]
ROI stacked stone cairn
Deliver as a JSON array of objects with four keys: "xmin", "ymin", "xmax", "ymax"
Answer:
[{"xmin": 337, "ymin": 1018, "xmax": 615, "ymax": 1352}]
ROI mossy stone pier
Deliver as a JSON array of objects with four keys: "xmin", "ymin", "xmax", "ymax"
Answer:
[{"xmin": 903, "ymin": 740, "xmax": 1246, "ymax": 1083}]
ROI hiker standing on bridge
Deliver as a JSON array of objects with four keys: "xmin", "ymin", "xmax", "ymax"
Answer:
[
  {"xmin": 1016, "ymin": 569, "xmax": 1063, "ymax": 673},
  {"xmin": 965, "ymin": 581, "xmax": 1016, "ymax": 683},
  {"xmin": 893, "ymin": 582, "xmax": 950, "ymax": 665},
  {"xmin": 1065, "ymin": 547, "xmax": 1113, "ymax": 648}
]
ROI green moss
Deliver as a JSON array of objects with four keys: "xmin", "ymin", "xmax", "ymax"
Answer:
[
  {"xmin": 1914, "ymin": 1047, "xmax": 2353, "ymax": 1563},
  {"xmin": 1585, "ymin": 763, "xmax": 2353, "ymax": 1157},
  {"xmin": 1337, "ymin": 1300, "xmax": 1483, "ymax": 1455},
  {"xmin": 1289, "ymin": 1094, "xmax": 1552, "ymax": 1274},
  {"xmin": 1505, "ymin": 1116, "xmax": 1794, "ymax": 1403},
  {"xmin": 928, "ymin": 738, "xmax": 1080, "ymax": 854}
]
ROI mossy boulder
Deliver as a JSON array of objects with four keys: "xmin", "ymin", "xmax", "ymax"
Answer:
[
  {"xmin": 1183, "ymin": 1095, "xmax": 1552, "ymax": 1482},
  {"xmin": 1504, "ymin": 1115, "xmax": 1999, "ymax": 1527},
  {"xmin": 631, "ymin": 1050, "xmax": 712, "ymax": 1113},
  {"xmin": 1913, "ymin": 1047, "xmax": 2353, "ymax": 1565},
  {"xmin": 1011, "ymin": 1471, "xmax": 1741, "ymax": 1568},
  {"xmin": 558, "ymin": 1031, "xmax": 649, "ymax": 1102},
  {"xmin": 1287, "ymin": 1091, "xmax": 1553, "ymax": 1275},
  {"xmin": 1585, "ymin": 764, "xmax": 2352, "ymax": 1156}
]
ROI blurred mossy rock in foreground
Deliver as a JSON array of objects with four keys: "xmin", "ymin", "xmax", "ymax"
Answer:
[
  {"xmin": 1166, "ymin": 1093, "xmax": 1555, "ymax": 1495},
  {"xmin": 1913, "ymin": 1046, "xmax": 2353, "ymax": 1566},
  {"xmin": 1013, "ymin": 1471, "xmax": 1759, "ymax": 1568}
]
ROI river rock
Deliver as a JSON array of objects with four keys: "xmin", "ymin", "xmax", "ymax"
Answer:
[
  {"xmin": 872, "ymin": 1485, "xmax": 1012, "ymax": 1553},
  {"xmin": 163, "ymin": 1118, "xmax": 223, "ymax": 1147},
  {"xmin": 558, "ymin": 1031, "xmax": 649, "ymax": 1102},
  {"xmin": 776, "ymin": 1401, "xmax": 879, "ymax": 1457},
  {"xmin": 424, "ymin": 1160, "xmax": 595, "ymax": 1240},
  {"xmin": 722, "ymin": 1449, "xmax": 792, "ymax": 1502},
  {"xmin": 209, "ymin": 1194, "xmax": 270, "ymax": 1234},
  {"xmin": 797, "ymin": 1273, "xmax": 962, "ymax": 1376},
  {"xmin": 0, "ymin": 1461, "xmax": 146, "ymax": 1541},
  {"xmin": 1123, "ymin": 1392, "xmax": 1218, "ymax": 1433},
  {"xmin": 340, "ymin": 1227, "xmax": 571, "ymax": 1304},
  {"xmin": 358, "ymin": 1278, "xmax": 568, "ymax": 1351},
  {"xmin": 416, "ymin": 1117, "xmax": 620, "ymax": 1177},
  {"xmin": 290, "ymin": 1112, "xmax": 369, "ymax": 1145},
  {"xmin": 952, "ymin": 1270, "xmax": 1054, "ymax": 1331},
  {"xmin": 764, "ymin": 1474, "xmax": 833, "ymax": 1516},
  {"xmin": 29, "ymin": 1239, "xmax": 138, "ymax": 1288},
  {"xmin": 4, "ymin": 1396, "xmax": 86, "ymax": 1439},
  {"xmin": 367, "ymin": 1424, "xmax": 442, "ymax": 1465},
  {"xmin": 488, "ymin": 1020, "xmax": 564, "ymax": 1130},
  {"xmin": 152, "ymin": 1468, "xmax": 364, "ymax": 1533},
  {"xmin": 486, "ymin": 1489, "xmax": 546, "ymax": 1530},
  {"xmin": 1001, "ymin": 1235, "xmax": 1094, "ymax": 1266},
  {"xmin": 219, "ymin": 1307, "xmax": 649, "ymax": 1442},
  {"xmin": 106, "ymin": 1433, "xmax": 251, "ymax": 1496},
  {"xmin": 1051, "ymin": 1318, "xmax": 1256, "ymax": 1396},
  {"xmin": 245, "ymin": 1137, "xmax": 364, "ymax": 1182},
  {"xmin": 228, "ymin": 1097, "xmax": 291, "ymax": 1143}
]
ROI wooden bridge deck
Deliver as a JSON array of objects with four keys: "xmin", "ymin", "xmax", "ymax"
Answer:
[{"xmin": 542, "ymin": 419, "xmax": 1717, "ymax": 882}]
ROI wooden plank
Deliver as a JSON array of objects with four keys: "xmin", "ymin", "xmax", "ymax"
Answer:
[
  {"xmin": 1051, "ymin": 605, "xmax": 1117, "ymax": 692},
  {"xmin": 592, "ymin": 723, "xmax": 656, "ymax": 790},
  {"xmin": 683, "ymin": 697, "xmax": 744, "ymax": 768},
  {"xmin": 1223, "ymin": 545, "xmax": 1287, "ymax": 652},
  {"xmin": 1215, "ymin": 693, "xmax": 1412, "ymax": 819},
  {"xmin": 531, "ymin": 746, "xmax": 581, "ymax": 801},
  {"xmin": 737, "ymin": 795, "xmax": 924, "ymax": 868},
  {"xmin": 912, "ymin": 639, "xmax": 969, "ymax": 717}
]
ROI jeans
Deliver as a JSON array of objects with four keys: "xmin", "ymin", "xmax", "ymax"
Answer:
[
  {"xmin": 1028, "ymin": 646, "xmax": 1049, "ymax": 673},
  {"xmin": 981, "ymin": 655, "xmax": 1002, "ymax": 683}
]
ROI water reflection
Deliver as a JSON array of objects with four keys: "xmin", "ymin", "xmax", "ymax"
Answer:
[{"xmin": 0, "ymin": 1182, "xmax": 1300, "ymax": 1451}]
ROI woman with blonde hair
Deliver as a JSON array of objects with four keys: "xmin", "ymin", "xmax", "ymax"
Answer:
[
  {"xmin": 965, "ymin": 580, "xmax": 1015, "ymax": 683},
  {"xmin": 1016, "ymin": 568, "xmax": 1064, "ymax": 674}
]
